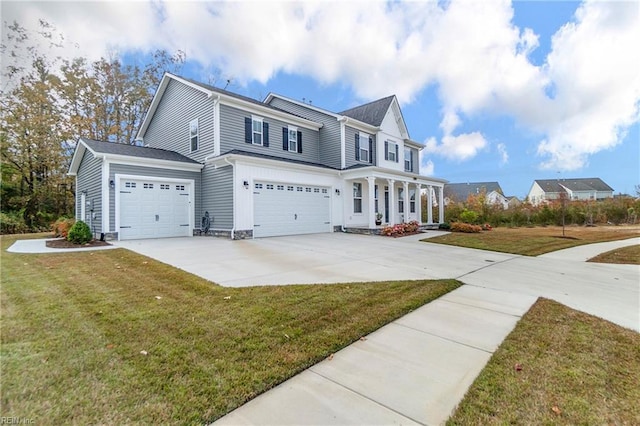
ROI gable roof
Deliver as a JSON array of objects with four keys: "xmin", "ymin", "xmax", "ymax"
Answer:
[
  {"xmin": 340, "ymin": 95, "xmax": 395, "ymax": 127},
  {"xmin": 68, "ymin": 138, "xmax": 202, "ymax": 175},
  {"xmin": 535, "ymin": 178, "xmax": 613, "ymax": 193},
  {"xmin": 444, "ymin": 182, "xmax": 503, "ymax": 201}
]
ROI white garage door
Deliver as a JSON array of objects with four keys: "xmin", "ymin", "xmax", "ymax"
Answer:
[
  {"xmin": 253, "ymin": 181, "xmax": 331, "ymax": 238},
  {"xmin": 119, "ymin": 178, "xmax": 191, "ymax": 240}
]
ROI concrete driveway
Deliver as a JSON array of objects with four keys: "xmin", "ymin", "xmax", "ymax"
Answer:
[{"xmin": 114, "ymin": 232, "xmax": 639, "ymax": 331}]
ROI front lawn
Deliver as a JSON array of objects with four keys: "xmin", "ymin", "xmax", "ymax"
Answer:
[
  {"xmin": 588, "ymin": 244, "xmax": 640, "ymax": 265},
  {"xmin": 448, "ymin": 298, "xmax": 640, "ymax": 425},
  {"xmin": 0, "ymin": 234, "xmax": 459, "ymax": 424},
  {"xmin": 426, "ymin": 225, "xmax": 640, "ymax": 256}
]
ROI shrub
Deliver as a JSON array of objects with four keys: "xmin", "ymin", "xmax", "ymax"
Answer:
[
  {"xmin": 459, "ymin": 209, "xmax": 479, "ymax": 224},
  {"xmin": 0, "ymin": 211, "xmax": 29, "ymax": 234},
  {"xmin": 381, "ymin": 221, "xmax": 421, "ymax": 237},
  {"xmin": 438, "ymin": 222, "xmax": 451, "ymax": 230},
  {"xmin": 67, "ymin": 220, "xmax": 93, "ymax": 244},
  {"xmin": 450, "ymin": 222, "xmax": 482, "ymax": 233},
  {"xmin": 52, "ymin": 217, "xmax": 76, "ymax": 238}
]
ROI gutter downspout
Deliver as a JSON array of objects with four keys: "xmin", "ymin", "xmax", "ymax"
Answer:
[{"xmin": 224, "ymin": 157, "xmax": 236, "ymax": 240}]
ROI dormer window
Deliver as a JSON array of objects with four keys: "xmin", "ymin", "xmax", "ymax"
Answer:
[{"xmin": 189, "ymin": 119, "xmax": 199, "ymax": 152}]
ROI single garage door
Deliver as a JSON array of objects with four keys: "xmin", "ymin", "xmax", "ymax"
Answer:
[
  {"xmin": 119, "ymin": 178, "xmax": 191, "ymax": 240},
  {"xmin": 253, "ymin": 181, "xmax": 331, "ymax": 238}
]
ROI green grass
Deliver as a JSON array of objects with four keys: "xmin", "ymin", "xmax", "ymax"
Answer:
[
  {"xmin": 448, "ymin": 298, "xmax": 640, "ymax": 425},
  {"xmin": 426, "ymin": 225, "xmax": 640, "ymax": 256},
  {"xmin": 588, "ymin": 244, "xmax": 640, "ymax": 265},
  {"xmin": 0, "ymin": 234, "xmax": 460, "ymax": 424}
]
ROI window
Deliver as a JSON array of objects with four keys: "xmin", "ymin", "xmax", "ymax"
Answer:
[
  {"xmin": 160, "ymin": 184, "xmax": 170, "ymax": 190},
  {"xmin": 287, "ymin": 186, "xmax": 294, "ymax": 191},
  {"xmin": 125, "ymin": 182, "xmax": 136, "ymax": 188},
  {"xmin": 297, "ymin": 186, "xmax": 303, "ymax": 192},
  {"xmin": 255, "ymin": 183, "xmax": 263, "ymax": 189},
  {"xmin": 266, "ymin": 184, "xmax": 274, "ymax": 190},
  {"xmin": 144, "ymin": 183, "xmax": 154, "ymax": 189},
  {"xmin": 252, "ymin": 116, "xmax": 263, "ymax": 145},
  {"xmin": 398, "ymin": 187, "xmax": 404, "ymax": 213},
  {"xmin": 189, "ymin": 119, "xmax": 199, "ymax": 151},
  {"xmin": 353, "ymin": 183, "xmax": 363, "ymax": 214},
  {"xmin": 277, "ymin": 185, "xmax": 284, "ymax": 190},
  {"xmin": 175, "ymin": 185, "xmax": 185, "ymax": 191},
  {"xmin": 322, "ymin": 188, "xmax": 328, "ymax": 194},
  {"xmin": 386, "ymin": 141, "xmax": 397, "ymax": 162},
  {"xmin": 356, "ymin": 133, "xmax": 370, "ymax": 163},
  {"xmin": 410, "ymin": 188, "xmax": 416, "ymax": 213},
  {"xmin": 314, "ymin": 188, "xmax": 320, "ymax": 193},
  {"xmin": 288, "ymin": 127, "xmax": 298, "ymax": 152},
  {"xmin": 405, "ymin": 147, "xmax": 413, "ymax": 172}
]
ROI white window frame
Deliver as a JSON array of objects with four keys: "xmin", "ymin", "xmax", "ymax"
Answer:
[
  {"xmin": 353, "ymin": 182, "xmax": 363, "ymax": 214},
  {"xmin": 398, "ymin": 187, "xmax": 404, "ymax": 214},
  {"xmin": 359, "ymin": 133, "xmax": 369, "ymax": 163},
  {"xmin": 410, "ymin": 188, "xmax": 416, "ymax": 213},
  {"xmin": 404, "ymin": 147, "xmax": 413, "ymax": 171},
  {"xmin": 189, "ymin": 118, "xmax": 199, "ymax": 152},
  {"xmin": 252, "ymin": 116, "xmax": 263, "ymax": 146},
  {"xmin": 288, "ymin": 126, "xmax": 298, "ymax": 152},
  {"xmin": 387, "ymin": 141, "xmax": 397, "ymax": 162}
]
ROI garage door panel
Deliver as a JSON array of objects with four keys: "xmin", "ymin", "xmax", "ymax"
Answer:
[
  {"xmin": 253, "ymin": 181, "xmax": 331, "ymax": 238},
  {"xmin": 119, "ymin": 178, "xmax": 191, "ymax": 240}
]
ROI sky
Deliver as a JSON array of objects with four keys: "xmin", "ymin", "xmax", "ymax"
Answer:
[{"xmin": 2, "ymin": 0, "xmax": 639, "ymax": 198}]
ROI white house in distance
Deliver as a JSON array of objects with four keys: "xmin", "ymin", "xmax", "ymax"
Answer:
[
  {"xmin": 443, "ymin": 182, "xmax": 509, "ymax": 210},
  {"xmin": 527, "ymin": 178, "xmax": 614, "ymax": 206}
]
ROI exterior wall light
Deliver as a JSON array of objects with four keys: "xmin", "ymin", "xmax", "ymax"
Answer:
[
  {"xmin": 109, "ymin": 179, "xmax": 115, "ymax": 189},
  {"xmin": 335, "ymin": 189, "xmax": 340, "ymax": 196},
  {"xmin": 243, "ymin": 180, "xmax": 249, "ymax": 189}
]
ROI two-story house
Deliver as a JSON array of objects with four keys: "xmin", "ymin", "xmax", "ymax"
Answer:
[
  {"xmin": 68, "ymin": 73, "xmax": 446, "ymax": 240},
  {"xmin": 527, "ymin": 178, "xmax": 614, "ymax": 206}
]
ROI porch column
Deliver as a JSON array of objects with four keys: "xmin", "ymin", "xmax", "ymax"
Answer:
[
  {"xmin": 438, "ymin": 185, "xmax": 445, "ymax": 223},
  {"xmin": 427, "ymin": 185, "xmax": 433, "ymax": 224},
  {"xmin": 415, "ymin": 184, "xmax": 422, "ymax": 224},
  {"xmin": 388, "ymin": 179, "xmax": 396, "ymax": 225},
  {"xmin": 402, "ymin": 181, "xmax": 409, "ymax": 223},
  {"xmin": 366, "ymin": 176, "xmax": 376, "ymax": 229}
]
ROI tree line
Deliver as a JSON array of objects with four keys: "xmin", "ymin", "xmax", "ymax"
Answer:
[{"xmin": 1, "ymin": 20, "xmax": 185, "ymax": 232}]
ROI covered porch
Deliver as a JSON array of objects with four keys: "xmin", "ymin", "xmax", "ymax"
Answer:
[{"xmin": 341, "ymin": 169, "xmax": 446, "ymax": 231}]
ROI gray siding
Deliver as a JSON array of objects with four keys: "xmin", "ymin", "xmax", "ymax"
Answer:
[
  {"xmin": 219, "ymin": 104, "xmax": 320, "ymax": 164},
  {"xmin": 345, "ymin": 125, "xmax": 377, "ymax": 169},
  {"xmin": 75, "ymin": 150, "xmax": 102, "ymax": 233},
  {"xmin": 201, "ymin": 164, "xmax": 233, "ymax": 230},
  {"xmin": 108, "ymin": 164, "xmax": 202, "ymax": 232},
  {"xmin": 267, "ymin": 98, "xmax": 342, "ymax": 169},
  {"xmin": 143, "ymin": 79, "xmax": 214, "ymax": 162}
]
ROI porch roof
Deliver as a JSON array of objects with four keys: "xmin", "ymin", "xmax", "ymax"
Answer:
[{"xmin": 340, "ymin": 166, "xmax": 447, "ymax": 186}]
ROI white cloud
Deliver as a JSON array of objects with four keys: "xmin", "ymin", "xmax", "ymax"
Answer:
[
  {"xmin": 423, "ymin": 132, "xmax": 488, "ymax": 162},
  {"xmin": 497, "ymin": 143, "xmax": 509, "ymax": 165},
  {"xmin": 420, "ymin": 154, "xmax": 435, "ymax": 176}
]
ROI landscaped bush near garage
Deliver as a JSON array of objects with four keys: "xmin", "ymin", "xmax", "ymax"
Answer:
[
  {"xmin": 381, "ymin": 220, "xmax": 421, "ymax": 237},
  {"xmin": 52, "ymin": 217, "xmax": 76, "ymax": 238},
  {"xmin": 67, "ymin": 220, "xmax": 92, "ymax": 244}
]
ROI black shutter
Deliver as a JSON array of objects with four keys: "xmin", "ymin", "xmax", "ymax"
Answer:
[
  {"xmin": 282, "ymin": 127, "xmax": 288, "ymax": 150},
  {"xmin": 244, "ymin": 117, "xmax": 252, "ymax": 144},
  {"xmin": 297, "ymin": 130, "xmax": 303, "ymax": 153},
  {"xmin": 395, "ymin": 144, "xmax": 399, "ymax": 163},
  {"xmin": 263, "ymin": 122, "xmax": 269, "ymax": 147},
  {"xmin": 384, "ymin": 141, "xmax": 389, "ymax": 160},
  {"xmin": 369, "ymin": 137, "xmax": 373, "ymax": 164},
  {"xmin": 355, "ymin": 134, "xmax": 360, "ymax": 161}
]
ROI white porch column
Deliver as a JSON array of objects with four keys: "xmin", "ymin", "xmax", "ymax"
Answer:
[
  {"xmin": 402, "ymin": 181, "xmax": 409, "ymax": 223},
  {"xmin": 415, "ymin": 184, "xmax": 422, "ymax": 224},
  {"xmin": 427, "ymin": 185, "xmax": 433, "ymax": 224},
  {"xmin": 366, "ymin": 176, "xmax": 376, "ymax": 229},
  {"xmin": 438, "ymin": 185, "xmax": 445, "ymax": 223},
  {"xmin": 388, "ymin": 179, "xmax": 396, "ymax": 225}
]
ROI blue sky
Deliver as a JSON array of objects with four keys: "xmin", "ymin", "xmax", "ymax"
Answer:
[{"xmin": 3, "ymin": 0, "xmax": 639, "ymax": 198}]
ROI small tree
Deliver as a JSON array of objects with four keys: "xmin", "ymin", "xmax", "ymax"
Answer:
[{"xmin": 67, "ymin": 220, "xmax": 92, "ymax": 244}]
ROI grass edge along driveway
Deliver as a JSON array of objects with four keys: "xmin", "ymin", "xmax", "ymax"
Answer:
[
  {"xmin": 0, "ymin": 233, "xmax": 459, "ymax": 424},
  {"xmin": 448, "ymin": 298, "xmax": 640, "ymax": 425}
]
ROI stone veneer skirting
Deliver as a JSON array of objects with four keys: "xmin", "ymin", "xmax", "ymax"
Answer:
[{"xmin": 193, "ymin": 229, "xmax": 253, "ymax": 240}]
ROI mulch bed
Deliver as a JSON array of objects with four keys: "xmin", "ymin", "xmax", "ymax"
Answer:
[{"xmin": 46, "ymin": 238, "xmax": 112, "ymax": 249}]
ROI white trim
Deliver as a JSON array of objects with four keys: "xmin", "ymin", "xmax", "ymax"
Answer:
[
  {"xmin": 207, "ymin": 153, "xmax": 339, "ymax": 177},
  {"xmin": 114, "ymin": 174, "xmax": 195, "ymax": 241},
  {"xmin": 189, "ymin": 118, "xmax": 199, "ymax": 152},
  {"xmin": 287, "ymin": 125, "xmax": 298, "ymax": 152},
  {"xmin": 213, "ymin": 98, "xmax": 221, "ymax": 157},
  {"xmin": 264, "ymin": 93, "xmax": 341, "ymax": 119},
  {"xmin": 80, "ymin": 192, "xmax": 86, "ymax": 223},
  {"xmin": 103, "ymin": 155, "xmax": 202, "ymax": 172},
  {"xmin": 251, "ymin": 115, "xmax": 264, "ymax": 146},
  {"xmin": 101, "ymin": 160, "xmax": 110, "ymax": 233},
  {"xmin": 358, "ymin": 132, "xmax": 370, "ymax": 163},
  {"xmin": 340, "ymin": 121, "xmax": 346, "ymax": 169}
]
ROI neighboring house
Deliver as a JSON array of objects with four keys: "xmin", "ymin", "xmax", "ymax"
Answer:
[
  {"xmin": 506, "ymin": 196, "xmax": 522, "ymax": 208},
  {"xmin": 68, "ymin": 73, "xmax": 447, "ymax": 240},
  {"xmin": 444, "ymin": 182, "xmax": 509, "ymax": 210},
  {"xmin": 527, "ymin": 178, "xmax": 614, "ymax": 206}
]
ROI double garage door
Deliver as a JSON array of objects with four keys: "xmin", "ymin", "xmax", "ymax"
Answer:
[
  {"xmin": 253, "ymin": 181, "xmax": 331, "ymax": 238},
  {"xmin": 119, "ymin": 178, "xmax": 191, "ymax": 240}
]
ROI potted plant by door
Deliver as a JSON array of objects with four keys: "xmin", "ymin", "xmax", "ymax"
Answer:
[{"xmin": 375, "ymin": 212, "xmax": 383, "ymax": 226}]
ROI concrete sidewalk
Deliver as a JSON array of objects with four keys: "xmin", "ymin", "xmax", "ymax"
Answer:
[
  {"xmin": 7, "ymin": 238, "xmax": 118, "ymax": 253},
  {"xmin": 538, "ymin": 236, "xmax": 640, "ymax": 262},
  {"xmin": 213, "ymin": 285, "xmax": 538, "ymax": 426}
]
